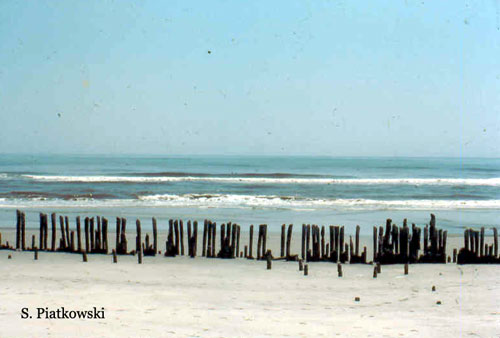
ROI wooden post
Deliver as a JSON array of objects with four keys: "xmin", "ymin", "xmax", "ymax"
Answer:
[
  {"xmin": 112, "ymin": 249, "xmax": 117, "ymax": 263},
  {"xmin": 236, "ymin": 225, "xmax": 241, "ymax": 258},
  {"xmin": 96, "ymin": 216, "xmax": 102, "ymax": 251},
  {"xmin": 404, "ymin": 263, "xmax": 409, "ymax": 275},
  {"xmin": 211, "ymin": 221, "xmax": 216, "ymax": 257},
  {"xmin": 76, "ymin": 217, "xmax": 82, "ymax": 252},
  {"xmin": 39, "ymin": 213, "xmax": 44, "ymax": 251},
  {"xmin": 337, "ymin": 263, "xmax": 342, "ymax": 277},
  {"xmin": 31, "ymin": 234, "xmax": 35, "ymax": 250},
  {"xmin": 339, "ymin": 226, "xmax": 345, "ymax": 258},
  {"xmin": 249, "ymin": 225, "xmax": 254, "ymax": 259},
  {"xmin": 187, "ymin": 220, "xmax": 192, "ymax": 256},
  {"xmin": 34, "ymin": 249, "xmax": 38, "ymax": 260},
  {"xmin": 116, "ymin": 217, "xmax": 121, "ymax": 254},
  {"xmin": 480, "ymin": 227, "xmax": 485, "ymax": 257},
  {"xmin": 121, "ymin": 218, "xmax": 127, "ymax": 254},
  {"xmin": 286, "ymin": 224, "xmax": 293, "ymax": 258},
  {"xmin": 301, "ymin": 224, "xmax": 306, "ymax": 260},
  {"xmin": 453, "ymin": 248, "xmax": 457, "ymax": 263},
  {"xmin": 321, "ymin": 226, "xmax": 325, "ymax": 259},
  {"xmin": 267, "ymin": 256, "xmax": 272, "ymax": 270},
  {"xmin": 220, "ymin": 223, "xmax": 226, "ymax": 252},
  {"xmin": 102, "ymin": 218, "xmax": 108, "ymax": 253},
  {"xmin": 304, "ymin": 264, "xmax": 308, "ymax": 276},
  {"xmin": 21, "ymin": 212, "xmax": 26, "ymax": 250},
  {"xmin": 244, "ymin": 245, "xmax": 248, "ymax": 258},
  {"xmin": 65, "ymin": 216, "xmax": 71, "ymax": 250},
  {"xmin": 89, "ymin": 217, "xmax": 94, "ymax": 252},
  {"xmin": 193, "ymin": 220, "xmax": 198, "ymax": 257},
  {"xmin": 51, "ymin": 213, "xmax": 56, "ymax": 251},
  {"xmin": 262, "ymin": 224, "xmax": 267, "ymax": 255},
  {"xmin": 180, "ymin": 220, "xmax": 185, "ymax": 256},
  {"xmin": 257, "ymin": 225, "xmax": 262, "ymax": 260},
  {"xmin": 15, "ymin": 210, "xmax": 21, "ymax": 250},
  {"xmin": 82, "ymin": 251, "xmax": 87, "ymax": 262},
  {"xmin": 373, "ymin": 226, "xmax": 377, "ymax": 261},
  {"xmin": 174, "ymin": 220, "xmax": 180, "ymax": 255},
  {"xmin": 281, "ymin": 224, "xmax": 286, "ymax": 257},
  {"xmin": 373, "ymin": 266, "xmax": 377, "ymax": 278},
  {"xmin": 231, "ymin": 224, "xmax": 237, "ymax": 258},
  {"xmin": 474, "ymin": 231, "xmax": 479, "ymax": 256},
  {"xmin": 298, "ymin": 259, "xmax": 303, "ymax": 271},
  {"xmin": 306, "ymin": 225, "xmax": 310, "ymax": 261},
  {"xmin": 151, "ymin": 218, "xmax": 157, "ymax": 255},
  {"xmin": 84, "ymin": 217, "xmax": 90, "ymax": 253},
  {"xmin": 136, "ymin": 219, "xmax": 141, "ymax": 254},
  {"xmin": 59, "ymin": 216, "xmax": 68, "ymax": 250},
  {"xmin": 355, "ymin": 225, "xmax": 360, "ymax": 256},
  {"xmin": 464, "ymin": 229, "xmax": 469, "ymax": 251},
  {"xmin": 202, "ymin": 220, "xmax": 208, "ymax": 257},
  {"xmin": 493, "ymin": 227, "xmax": 498, "ymax": 257}
]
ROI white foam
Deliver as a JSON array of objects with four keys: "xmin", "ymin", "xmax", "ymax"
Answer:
[
  {"xmin": 0, "ymin": 194, "xmax": 499, "ymax": 211},
  {"xmin": 20, "ymin": 175, "xmax": 500, "ymax": 186}
]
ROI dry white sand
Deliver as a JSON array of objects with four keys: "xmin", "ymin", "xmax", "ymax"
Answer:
[{"xmin": 0, "ymin": 230, "xmax": 498, "ymax": 337}]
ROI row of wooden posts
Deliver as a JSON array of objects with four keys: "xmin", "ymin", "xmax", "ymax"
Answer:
[{"xmin": 2, "ymin": 211, "xmax": 499, "ymax": 265}]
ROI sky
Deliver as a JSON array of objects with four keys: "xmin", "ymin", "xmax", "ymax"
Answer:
[{"xmin": 0, "ymin": 0, "xmax": 499, "ymax": 157}]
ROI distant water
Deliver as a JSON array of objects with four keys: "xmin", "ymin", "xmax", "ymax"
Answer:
[{"xmin": 0, "ymin": 154, "xmax": 499, "ymax": 233}]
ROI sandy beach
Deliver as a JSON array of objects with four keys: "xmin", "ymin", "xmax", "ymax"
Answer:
[{"xmin": 0, "ymin": 229, "xmax": 498, "ymax": 338}]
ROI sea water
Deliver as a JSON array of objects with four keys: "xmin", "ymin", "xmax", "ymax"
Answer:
[{"xmin": 0, "ymin": 154, "xmax": 498, "ymax": 234}]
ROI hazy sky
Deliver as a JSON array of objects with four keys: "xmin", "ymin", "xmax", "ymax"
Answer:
[{"xmin": 0, "ymin": 1, "xmax": 499, "ymax": 157}]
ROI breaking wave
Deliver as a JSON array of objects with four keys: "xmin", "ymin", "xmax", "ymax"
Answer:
[
  {"xmin": 0, "ymin": 193, "xmax": 498, "ymax": 210},
  {"xmin": 17, "ymin": 174, "xmax": 500, "ymax": 186}
]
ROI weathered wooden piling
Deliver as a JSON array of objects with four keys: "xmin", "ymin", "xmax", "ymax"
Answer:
[
  {"xmin": 82, "ymin": 251, "xmax": 87, "ymax": 262},
  {"xmin": 304, "ymin": 264, "xmax": 308, "ymax": 276},
  {"xmin": 136, "ymin": 219, "xmax": 141, "ymax": 254},
  {"xmin": 211, "ymin": 221, "xmax": 216, "ymax": 257},
  {"xmin": 299, "ymin": 259, "xmax": 303, "ymax": 271},
  {"xmin": 355, "ymin": 225, "xmax": 360, "ymax": 256},
  {"xmin": 373, "ymin": 226, "xmax": 377, "ymax": 261},
  {"xmin": 193, "ymin": 220, "xmax": 198, "ymax": 257},
  {"xmin": 480, "ymin": 227, "xmax": 485, "ymax": 257},
  {"xmin": 102, "ymin": 217, "xmax": 108, "ymax": 253},
  {"xmin": 257, "ymin": 225, "xmax": 262, "ymax": 260},
  {"xmin": 16, "ymin": 210, "xmax": 21, "ymax": 250},
  {"xmin": 76, "ymin": 217, "xmax": 82, "ymax": 252},
  {"xmin": 236, "ymin": 225, "xmax": 240, "ymax": 258},
  {"xmin": 84, "ymin": 217, "xmax": 90, "ymax": 253},
  {"xmin": 152, "ymin": 218, "xmax": 157, "ymax": 255},
  {"xmin": 301, "ymin": 224, "xmax": 306, "ymax": 260},
  {"xmin": 202, "ymin": 220, "xmax": 208, "ymax": 257},
  {"xmin": 21, "ymin": 211, "xmax": 26, "ymax": 250},
  {"xmin": 34, "ymin": 249, "xmax": 38, "ymax": 260},
  {"xmin": 337, "ymin": 263, "xmax": 342, "ymax": 277},
  {"xmin": 494, "ymin": 227, "xmax": 498, "ymax": 257},
  {"xmin": 404, "ymin": 263, "xmax": 409, "ymax": 275},
  {"xmin": 306, "ymin": 225, "xmax": 310, "ymax": 261},
  {"xmin": 89, "ymin": 217, "xmax": 95, "ymax": 252},
  {"xmin": 267, "ymin": 255, "xmax": 272, "ymax": 270},
  {"xmin": 65, "ymin": 216, "xmax": 71, "ymax": 250},
  {"xmin": 174, "ymin": 220, "xmax": 180, "ymax": 255},
  {"xmin": 180, "ymin": 220, "xmax": 185, "ymax": 256},
  {"xmin": 96, "ymin": 216, "xmax": 101, "ymax": 251},
  {"xmin": 280, "ymin": 224, "xmax": 285, "ymax": 257},
  {"xmin": 286, "ymin": 224, "xmax": 293, "ymax": 259},
  {"xmin": 116, "ymin": 217, "xmax": 121, "ymax": 253},
  {"xmin": 51, "ymin": 213, "xmax": 56, "ymax": 251},
  {"xmin": 249, "ymin": 225, "xmax": 254, "ymax": 259},
  {"xmin": 39, "ymin": 213, "xmax": 44, "ymax": 251},
  {"xmin": 321, "ymin": 226, "xmax": 325, "ymax": 259},
  {"xmin": 112, "ymin": 249, "xmax": 117, "ymax": 263}
]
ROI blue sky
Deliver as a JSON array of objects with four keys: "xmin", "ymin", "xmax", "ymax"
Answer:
[{"xmin": 0, "ymin": 0, "xmax": 498, "ymax": 157}]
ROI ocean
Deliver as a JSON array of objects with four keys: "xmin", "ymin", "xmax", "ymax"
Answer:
[{"xmin": 0, "ymin": 154, "xmax": 498, "ymax": 234}]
